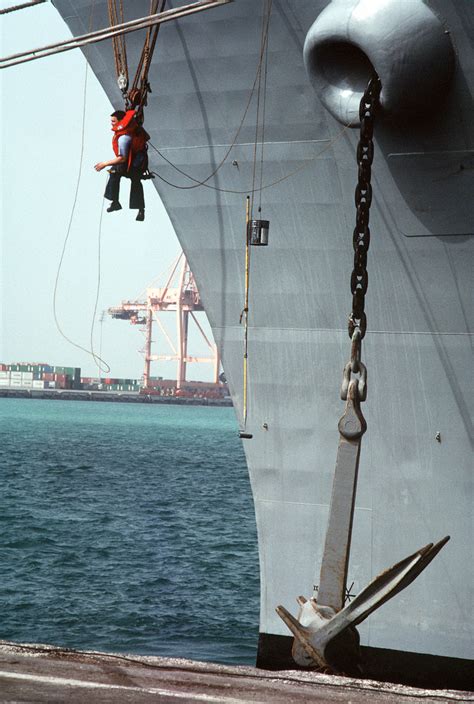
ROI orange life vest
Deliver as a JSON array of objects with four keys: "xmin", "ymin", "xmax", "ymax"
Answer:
[{"xmin": 111, "ymin": 110, "xmax": 149, "ymax": 171}]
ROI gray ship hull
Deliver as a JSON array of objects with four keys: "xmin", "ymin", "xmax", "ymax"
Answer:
[{"xmin": 53, "ymin": 0, "xmax": 473, "ymax": 687}]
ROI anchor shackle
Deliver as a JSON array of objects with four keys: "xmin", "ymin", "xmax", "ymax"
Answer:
[{"xmin": 303, "ymin": 0, "xmax": 455, "ymax": 125}]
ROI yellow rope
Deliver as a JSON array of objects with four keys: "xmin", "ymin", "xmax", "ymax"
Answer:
[{"xmin": 242, "ymin": 196, "xmax": 251, "ymax": 428}]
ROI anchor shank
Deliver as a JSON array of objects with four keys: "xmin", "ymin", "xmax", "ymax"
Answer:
[
  {"xmin": 318, "ymin": 380, "xmax": 366, "ymax": 612},
  {"xmin": 318, "ymin": 435, "xmax": 361, "ymax": 612}
]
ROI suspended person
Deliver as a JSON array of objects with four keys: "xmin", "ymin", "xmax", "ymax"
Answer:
[{"xmin": 94, "ymin": 110, "xmax": 149, "ymax": 222}]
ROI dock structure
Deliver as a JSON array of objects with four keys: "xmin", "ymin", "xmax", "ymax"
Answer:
[{"xmin": 0, "ymin": 642, "xmax": 472, "ymax": 703}]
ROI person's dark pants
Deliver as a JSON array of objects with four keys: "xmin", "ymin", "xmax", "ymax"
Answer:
[{"xmin": 104, "ymin": 165, "xmax": 145, "ymax": 210}]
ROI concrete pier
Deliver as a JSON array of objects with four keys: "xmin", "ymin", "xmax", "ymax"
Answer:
[{"xmin": 0, "ymin": 642, "xmax": 472, "ymax": 703}]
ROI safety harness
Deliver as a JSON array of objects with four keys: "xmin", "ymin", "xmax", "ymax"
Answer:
[{"xmin": 111, "ymin": 109, "xmax": 150, "ymax": 172}]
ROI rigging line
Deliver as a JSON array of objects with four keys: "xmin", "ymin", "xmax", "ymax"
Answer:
[
  {"xmin": 258, "ymin": 0, "xmax": 272, "ymax": 212},
  {"xmin": 130, "ymin": 0, "xmax": 166, "ymax": 112},
  {"xmin": 146, "ymin": 6, "xmax": 273, "ymax": 191},
  {"xmin": 130, "ymin": 0, "xmax": 155, "ymax": 90},
  {"xmin": 89, "ymin": 200, "xmax": 111, "ymax": 375},
  {"xmin": 52, "ymin": 0, "xmax": 110, "ymax": 373},
  {"xmin": 148, "ymin": 121, "xmax": 354, "ymax": 194},
  {"xmin": 117, "ymin": 0, "xmax": 128, "ymax": 84},
  {"xmin": 108, "ymin": 0, "xmax": 128, "ymax": 83},
  {"xmin": 140, "ymin": 1, "xmax": 161, "ymax": 75},
  {"xmin": 250, "ymin": 3, "xmax": 268, "ymax": 218},
  {"xmin": 52, "ymin": 59, "xmax": 91, "ymax": 359},
  {"xmin": 0, "ymin": 0, "xmax": 45, "ymax": 14},
  {"xmin": 250, "ymin": 3, "xmax": 267, "ymax": 219}
]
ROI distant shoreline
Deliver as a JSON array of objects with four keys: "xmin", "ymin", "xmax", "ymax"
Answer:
[{"xmin": 0, "ymin": 388, "xmax": 233, "ymax": 407}]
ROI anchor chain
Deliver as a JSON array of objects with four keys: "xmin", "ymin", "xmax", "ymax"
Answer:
[
  {"xmin": 348, "ymin": 76, "xmax": 381, "ymax": 342},
  {"xmin": 341, "ymin": 75, "xmax": 381, "ymax": 419}
]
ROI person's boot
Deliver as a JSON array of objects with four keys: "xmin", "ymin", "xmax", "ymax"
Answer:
[
  {"xmin": 136, "ymin": 209, "xmax": 145, "ymax": 222},
  {"xmin": 107, "ymin": 201, "xmax": 122, "ymax": 213}
]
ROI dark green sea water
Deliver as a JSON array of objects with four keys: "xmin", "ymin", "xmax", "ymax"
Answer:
[{"xmin": 0, "ymin": 398, "xmax": 259, "ymax": 665}]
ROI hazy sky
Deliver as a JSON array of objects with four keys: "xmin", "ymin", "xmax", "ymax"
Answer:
[{"xmin": 0, "ymin": 1, "xmax": 215, "ymax": 381}]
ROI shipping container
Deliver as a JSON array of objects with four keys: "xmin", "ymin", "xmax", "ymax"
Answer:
[
  {"xmin": 21, "ymin": 380, "xmax": 33, "ymax": 388},
  {"xmin": 10, "ymin": 379, "xmax": 22, "ymax": 387},
  {"xmin": 32, "ymin": 380, "xmax": 46, "ymax": 389},
  {"xmin": 10, "ymin": 371, "xmax": 22, "ymax": 380},
  {"xmin": 0, "ymin": 364, "xmax": 6, "ymax": 371},
  {"xmin": 22, "ymin": 372, "xmax": 34, "ymax": 380},
  {"xmin": 0, "ymin": 378, "xmax": 10, "ymax": 386},
  {"xmin": 54, "ymin": 366, "xmax": 79, "ymax": 376},
  {"xmin": 0, "ymin": 371, "xmax": 8, "ymax": 379}
]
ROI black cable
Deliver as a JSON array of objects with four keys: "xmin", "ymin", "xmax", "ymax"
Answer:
[
  {"xmin": 146, "ymin": 4, "xmax": 273, "ymax": 192},
  {"xmin": 149, "ymin": 122, "xmax": 353, "ymax": 196}
]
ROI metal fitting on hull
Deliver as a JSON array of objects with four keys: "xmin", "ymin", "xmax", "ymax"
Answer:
[{"xmin": 304, "ymin": 0, "xmax": 454, "ymax": 125}]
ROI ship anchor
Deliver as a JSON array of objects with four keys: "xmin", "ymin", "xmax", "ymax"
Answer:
[
  {"xmin": 276, "ymin": 333, "xmax": 450, "ymax": 673},
  {"xmin": 276, "ymin": 76, "xmax": 450, "ymax": 674}
]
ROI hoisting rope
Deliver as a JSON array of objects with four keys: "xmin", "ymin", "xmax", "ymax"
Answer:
[
  {"xmin": 128, "ymin": 0, "xmax": 166, "ymax": 115},
  {"xmin": 108, "ymin": 0, "xmax": 129, "ymax": 95},
  {"xmin": 0, "ymin": 0, "xmax": 45, "ymax": 15},
  {"xmin": 107, "ymin": 0, "xmax": 166, "ymax": 116}
]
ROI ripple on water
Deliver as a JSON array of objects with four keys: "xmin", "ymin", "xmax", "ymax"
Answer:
[{"xmin": 0, "ymin": 398, "xmax": 259, "ymax": 664}]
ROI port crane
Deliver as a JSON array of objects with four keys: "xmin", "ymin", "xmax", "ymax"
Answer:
[{"xmin": 108, "ymin": 254, "xmax": 220, "ymax": 390}]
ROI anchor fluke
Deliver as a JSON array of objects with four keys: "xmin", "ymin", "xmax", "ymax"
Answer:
[{"xmin": 275, "ymin": 604, "xmax": 328, "ymax": 669}]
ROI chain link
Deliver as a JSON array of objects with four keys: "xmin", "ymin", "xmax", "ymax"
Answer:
[{"xmin": 348, "ymin": 75, "xmax": 381, "ymax": 341}]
